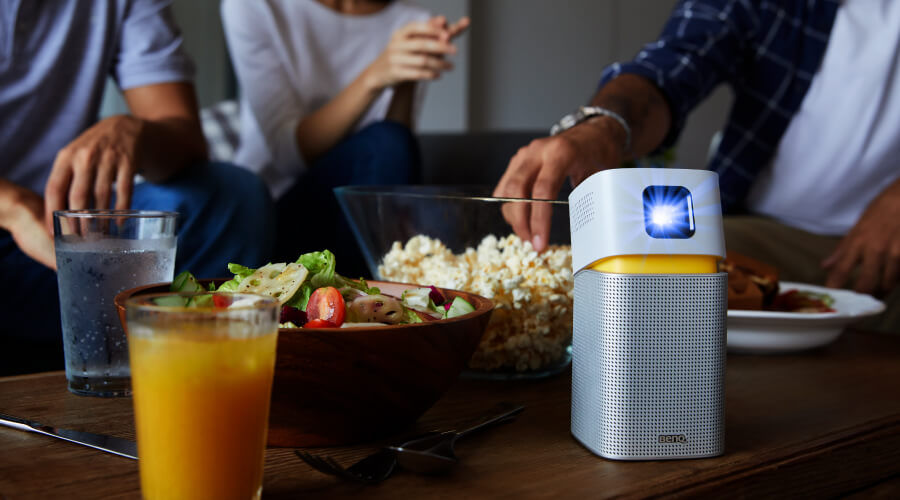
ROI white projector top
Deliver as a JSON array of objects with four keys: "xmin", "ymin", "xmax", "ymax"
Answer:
[{"xmin": 568, "ymin": 168, "xmax": 726, "ymax": 273}]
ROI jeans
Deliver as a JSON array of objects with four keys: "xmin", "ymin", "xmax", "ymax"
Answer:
[
  {"xmin": 0, "ymin": 161, "xmax": 275, "ymax": 375},
  {"xmin": 274, "ymin": 121, "xmax": 421, "ymax": 278}
]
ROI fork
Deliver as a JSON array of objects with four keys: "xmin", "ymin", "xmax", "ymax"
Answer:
[
  {"xmin": 296, "ymin": 448, "xmax": 398, "ymax": 484},
  {"xmin": 296, "ymin": 403, "xmax": 525, "ymax": 483},
  {"xmin": 295, "ymin": 431, "xmax": 438, "ymax": 484}
]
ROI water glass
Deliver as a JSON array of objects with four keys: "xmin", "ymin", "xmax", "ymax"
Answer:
[
  {"xmin": 54, "ymin": 210, "xmax": 177, "ymax": 397},
  {"xmin": 125, "ymin": 292, "xmax": 280, "ymax": 500}
]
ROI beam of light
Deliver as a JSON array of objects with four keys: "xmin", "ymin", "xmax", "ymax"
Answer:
[{"xmin": 650, "ymin": 205, "xmax": 677, "ymax": 226}]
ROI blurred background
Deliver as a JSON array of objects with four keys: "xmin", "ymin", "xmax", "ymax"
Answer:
[{"xmin": 102, "ymin": 0, "xmax": 732, "ymax": 174}]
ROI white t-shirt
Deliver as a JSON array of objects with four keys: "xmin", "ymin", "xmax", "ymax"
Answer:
[
  {"xmin": 221, "ymin": 0, "xmax": 431, "ymax": 199},
  {"xmin": 745, "ymin": 0, "xmax": 900, "ymax": 236}
]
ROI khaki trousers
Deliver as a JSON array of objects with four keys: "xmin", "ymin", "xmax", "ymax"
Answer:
[{"xmin": 724, "ymin": 216, "xmax": 899, "ymax": 334}]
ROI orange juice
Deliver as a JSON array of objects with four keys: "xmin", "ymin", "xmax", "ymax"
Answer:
[{"xmin": 129, "ymin": 325, "xmax": 278, "ymax": 500}]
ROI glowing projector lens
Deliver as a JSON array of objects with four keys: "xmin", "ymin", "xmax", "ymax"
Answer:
[{"xmin": 643, "ymin": 185, "xmax": 695, "ymax": 239}]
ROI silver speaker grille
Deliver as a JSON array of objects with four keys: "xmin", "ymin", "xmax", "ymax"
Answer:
[
  {"xmin": 572, "ymin": 270, "xmax": 726, "ymax": 460},
  {"xmin": 570, "ymin": 190, "xmax": 595, "ymax": 234}
]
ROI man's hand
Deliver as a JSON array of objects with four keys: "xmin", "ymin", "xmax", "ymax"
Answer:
[
  {"xmin": 44, "ymin": 115, "xmax": 141, "ymax": 231},
  {"xmin": 2, "ymin": 184, "xmax": 56, "ymax": 270},
  {"xmin": 492, "ymin": 74, "xmax": 671, "ymax": 252},
  {"xmin": 493, "ymin": 117, "xmax": 627, "ymax": 252},
  {"xmin": 822, "ymin": 178, "xmax": 900, "ymax": 295}
]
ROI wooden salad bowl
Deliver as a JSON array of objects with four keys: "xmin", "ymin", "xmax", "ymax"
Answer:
[{"xmin": 115, "ymin": 279, "xmax": 493, "ymax": 447}]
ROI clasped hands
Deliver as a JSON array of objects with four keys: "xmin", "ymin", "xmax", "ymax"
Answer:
[{"xmin": 366, "ymin": 15, "xmax": 470, "ymax": 90}]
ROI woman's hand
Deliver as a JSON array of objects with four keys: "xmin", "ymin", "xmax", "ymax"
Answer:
[
  {"xmin": 293, "ymin": 14, "xmax": 469, "ymax": 163},
  {"xmin": 364, "ymin": 15, "xmax": 470, "ymax": 91}
]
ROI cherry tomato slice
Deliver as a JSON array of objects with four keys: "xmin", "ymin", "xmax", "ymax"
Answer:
[
  {"xmin": 306, "ymin": 286, "xmax": 346, "ymax": 326},
  {"xmin": 304, "ymin": 318, "xmax": 338, "ymax": 328},
  {"xmin": 212, "ymin": 294, "xmax": 232, "ymax": 308}
]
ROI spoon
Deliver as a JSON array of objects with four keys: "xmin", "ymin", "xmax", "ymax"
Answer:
[{"xmin": 386, "ymin": 404, "xmax": 525, "ymax": 474}]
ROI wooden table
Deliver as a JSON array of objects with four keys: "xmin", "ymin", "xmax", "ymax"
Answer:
[{"xmin": 2, "ymin": 330, "xmax": 899, "ymax": 499}]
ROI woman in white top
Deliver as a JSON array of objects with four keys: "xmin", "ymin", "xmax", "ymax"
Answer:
[{"xmin": 222, "ymin": 0, "xmax": 468, "ymax": 274}]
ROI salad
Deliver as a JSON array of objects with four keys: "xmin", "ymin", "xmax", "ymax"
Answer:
[{"xmin": 170, "ymin": 250, "xmax": 475, "ymax": 328}]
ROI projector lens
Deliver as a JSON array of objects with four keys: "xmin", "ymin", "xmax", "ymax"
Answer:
[{"xmin": 643, "ymin": 185, "xmax": 695, "ymax": 239}]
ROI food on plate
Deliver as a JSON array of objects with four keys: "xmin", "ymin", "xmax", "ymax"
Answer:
[
  {"xmin": 720, "ymin": 251, "xmax": 779, "ymax": 310},
  {"xmin": 768, "ymin": 289, "xmax": 836, "ymax": 313},
  {"xmin": 169, "ymin": 250, "xmax": 475, "ymax": 327},
  {"xmin": 720, "ymin": 252, "xmax": 835, "ymax": 313},
  {"xmin": 380, "ymin": 234, "xmax": 573, "ymax": 373}
]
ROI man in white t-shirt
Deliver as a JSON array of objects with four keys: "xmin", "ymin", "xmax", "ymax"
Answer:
[{"xmin": 494, "ymin": 0, "xmax": 900, "ymax": 331}]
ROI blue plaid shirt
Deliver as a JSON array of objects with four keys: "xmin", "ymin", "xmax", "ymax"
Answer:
[{"xmin": 600, "ymin": 0, "xmax": 840, "ymax": 211}]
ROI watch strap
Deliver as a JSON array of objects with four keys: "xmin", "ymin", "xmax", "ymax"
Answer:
[{"xmin": 550, "ymin": 106, "xmax": 632, "ymax": 152}]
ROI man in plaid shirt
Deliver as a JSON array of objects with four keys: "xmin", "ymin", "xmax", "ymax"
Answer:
[{"xmin": 495, "ymin": 0, "xmax": 900, "ymax": 329}]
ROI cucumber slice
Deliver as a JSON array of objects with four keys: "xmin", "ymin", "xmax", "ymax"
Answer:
[
  {"xmin": 171, "ymin": 271, "xmax": 205, "ymax": 293},
  {"xmin": 186, "ymin": 294, "xmax": 214, "ymax": 308},
  {"xmin": 153, "ymin": 295, "xmax": 189, "ymax": 307},
  {"xmin": 443, "ymin": 296, "xmax": 475, "ymax": 319}
]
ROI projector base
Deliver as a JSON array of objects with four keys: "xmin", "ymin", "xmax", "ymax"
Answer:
[{"xmin": 571, "ymin": 270, "xmax": 727, "ymax": 460}]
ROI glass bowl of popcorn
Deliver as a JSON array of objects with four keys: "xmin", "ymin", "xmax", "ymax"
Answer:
[{"xmin": 335, "ymin": 185, "xmax": 572, "ymax": 380}]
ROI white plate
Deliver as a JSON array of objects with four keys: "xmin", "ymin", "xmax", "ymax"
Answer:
[{"xmin": 727, "ymin": 281, "xmax": 885, "ymax": 354}]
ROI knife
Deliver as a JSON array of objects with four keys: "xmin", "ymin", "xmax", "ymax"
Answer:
[{"xmin": 0, "ymin": 412, "xmax": 138, "ymax": 460}]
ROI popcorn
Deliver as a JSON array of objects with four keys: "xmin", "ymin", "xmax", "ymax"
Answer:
[{"xmin": 379, "ymin": 234, "xmax": 573, "ymax": 372}]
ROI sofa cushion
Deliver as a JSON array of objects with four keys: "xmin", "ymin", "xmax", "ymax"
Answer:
[
  {"xmin": 198, "ymin": 100, "xmax": 546, "ymax": 187},
  {"xmin": 418, "ymin": 131, "xmax": 544, "ymax": 185}
]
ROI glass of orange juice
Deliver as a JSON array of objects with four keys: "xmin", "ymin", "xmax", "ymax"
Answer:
[{"xmin": 125, "ymin": 292, "xmax": 280, "ymax": 500}]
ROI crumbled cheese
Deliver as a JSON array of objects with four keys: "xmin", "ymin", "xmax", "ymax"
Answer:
[{"xmin": 379, "ymin": 234, "xmax": 573, "ymax": 372}]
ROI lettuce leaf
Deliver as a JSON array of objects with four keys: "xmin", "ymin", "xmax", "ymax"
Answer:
[
  {"xmin": 216, "ymin": 263, "xmax": 257, "ymax": 292},
  {"xmin": 297, "ymin": 251, "xmax": 336, "ymax": 288},
  {"xmin": 204, "ymin": 251, "xmax": 372, "ymax": 312},
  {"xmin": 285, "ymin": 285, "xmax": 313, "ymax": 311},
  {"xmin": 289, "ymin": 251, "xmax": 337, "ymax": 310}
]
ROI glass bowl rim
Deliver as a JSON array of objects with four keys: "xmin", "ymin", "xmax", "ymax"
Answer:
[
  {"xmin": 53, "ymin": 209, "xmax": 179, "ymax": 219},
  {"xmin": 333, "ymin": 185, "xmax": 568, "ymax": 205}
]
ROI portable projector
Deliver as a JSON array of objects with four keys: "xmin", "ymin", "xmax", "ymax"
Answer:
[{"xmin": 568, "ymin": 168, "xmax": 727, "ymax": 460}]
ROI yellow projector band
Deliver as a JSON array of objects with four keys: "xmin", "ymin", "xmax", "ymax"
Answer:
[{"xmin": 588, "ymin": 255, "xmax": 719, "ymax": 274}]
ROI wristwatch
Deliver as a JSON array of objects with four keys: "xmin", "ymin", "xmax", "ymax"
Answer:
[{"xmin": 550, "ymin": 106, "xmax": 632, "ymax": 152}]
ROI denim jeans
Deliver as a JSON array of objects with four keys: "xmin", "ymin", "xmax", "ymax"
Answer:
[
  {"xmin": 273, "ymin": 121, "xmax": 421, "ymax": 278},
  {"xmin": 0, "ymin": 161, "xmax": 275, "ymax": 375}
]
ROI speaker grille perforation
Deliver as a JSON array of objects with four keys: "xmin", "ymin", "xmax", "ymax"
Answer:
[
  {"xmin": 571, "ymin": 191, "xmax": 595, "ymax": 234},
  {"xmin": 572, "ymin": 271, "xmax": 726, "ymax": 459}
]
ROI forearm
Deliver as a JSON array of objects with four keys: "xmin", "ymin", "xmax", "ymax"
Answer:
[
  {"xmin": 0, "ymin": 179, "xmax": 25, "ymax": 231},
  {"xmin": 589, "ymin": 73, "xmax": 672, "ymax": 159},
  {"xmin": 134, "ymin": 116, "xmax": 207, "ymax": 182},
  {"xmin": 384, "ymin": 82, "xmax": 416, "ymax": 126},
  {"xmin": 295, "ymin": 68, "xmax": 383, "ymax": 164}
]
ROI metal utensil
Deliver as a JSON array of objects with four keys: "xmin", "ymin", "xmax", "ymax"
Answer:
[
  {"xmin": 296, "ymin": 403, "xmax": 525, "ymax": 483},
  {"xmin": 0, "ymin": 412, "xmax": 138, "ymax": 459},
  {"xmin": 386, "ymin": 404, "xmax": 525, "ymax": 474},
  {"xmin": 295, "ymin": 431, "xmax": 438, "ymax": 484},
  {"xmin": 296, "ymin": 448, "xmax": 398, "ymax": 484}
]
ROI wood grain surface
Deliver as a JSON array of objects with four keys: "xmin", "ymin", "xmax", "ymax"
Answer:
[{"xmin": 1, "ymin": 330, "xmax": 899, "ymax": 499}]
